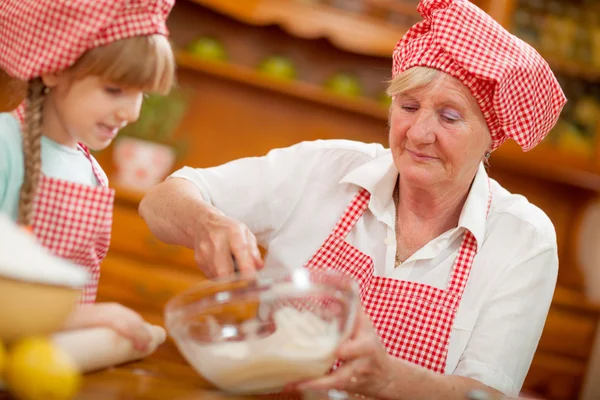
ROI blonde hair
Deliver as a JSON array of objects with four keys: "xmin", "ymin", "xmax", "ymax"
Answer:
[
  {"xmin": 69, "ymin": 34, "xmax": 175, "ymax": 95},
  {"xmin": 17, "ymin": 34, "xmax": 175, "ymax": 226},
  {"xmin": 386, "ymin": 66, "xmax": 440, "ymax": 98},
  {"xmin": 17, "ymin": 78, "xmax": 45, "ymax": 226}
]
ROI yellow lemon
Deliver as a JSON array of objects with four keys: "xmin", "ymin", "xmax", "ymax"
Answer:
[{"xmin": 4, "ymin": 336, "xmax": 81, "ymax": 400}]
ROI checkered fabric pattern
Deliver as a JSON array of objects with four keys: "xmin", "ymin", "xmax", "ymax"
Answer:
[
  {"xmin": 31, "ymin": 145, "xmax": 115, "ymax": 304},
  {"xmin": 305, "ymin": 183, "xmax": 492, "ymax": 373},
  {"xmin": 2, "ymin": 0, "xmax": 170, "ymax": 303},
  {"xmin": 306, "ymin": 189, "xmax": 373, "ymax": 298},
  {"xmin": 392, "ymin": 0, "xmax": 566, "ymax": 151},
  {"xmin": 0, "ymin": 0, "xmax": 174, "ymax": 80}
]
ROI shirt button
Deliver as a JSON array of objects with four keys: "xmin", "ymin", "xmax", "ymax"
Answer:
[{"xmin": 384, "ymin": 237, "xmax": 394, "ymax": 245}]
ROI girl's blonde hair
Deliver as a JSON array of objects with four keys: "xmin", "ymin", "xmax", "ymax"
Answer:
[{"xmin": 17, "ymin": 34, "xmax": 175, "ymax": 226}]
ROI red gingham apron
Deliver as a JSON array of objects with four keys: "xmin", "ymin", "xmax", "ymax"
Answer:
[
  {"xmin": 30, "ymin": 144, "xmax": 115, "ymax": 304},
  {"xmin": 305, "ymin": 183, "xmax": 492, "ymax": 373}
]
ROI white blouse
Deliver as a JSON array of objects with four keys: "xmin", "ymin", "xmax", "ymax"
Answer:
[{"xmin": 170, "ymin": 139, "xmax": 558, "ymax": 397}]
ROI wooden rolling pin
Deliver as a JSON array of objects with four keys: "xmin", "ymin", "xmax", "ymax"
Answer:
[{"xmin": 50, "ymin": 324, "xmax": 167, "ymax": 373}]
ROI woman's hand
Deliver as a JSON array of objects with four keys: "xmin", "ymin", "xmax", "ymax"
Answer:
[
  {"xmin": 290, "ymin": 308, "xmax": 395, "ymax": 398},
  {"xmin": 193, "ymin": 209, "xmax": 263, "ymax": 278},
  {"xmin": 291, "ymin": 309, "xmax": 508, "ymax": 400},
  {"xmin": 60, "ymin": 302, "xmax": 153, "ymax": 352},
  {"xmin": 139, "ymin": 177, "xmax": 264, "ymax": 279}
]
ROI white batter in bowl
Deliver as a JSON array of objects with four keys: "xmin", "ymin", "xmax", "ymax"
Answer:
[{"xmin": 164, "ymin": 267, "xmax": 359, "ymax": 394}]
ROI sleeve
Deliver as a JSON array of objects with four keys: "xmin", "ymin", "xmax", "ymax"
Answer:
[
  {"xmin": 0, "ymin": 135, "xmax": 8, "ymax": 202},
  {"xmin": 0, "ymin": 113, "xmax": 24, "ymax": 220},
  {"xmin": 453, "ymin": 239, "xmax": 558, "ymax": 397},
  {"xmin": 168, "ymin": 140, "xmax": 330, "ymax": 246}
]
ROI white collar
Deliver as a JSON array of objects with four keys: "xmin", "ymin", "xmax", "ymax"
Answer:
[
  {"xmin": 339, "ymin": 152, "xmax": 397, "ymax": 223},
  {"xmin": 459, "ymin": 163, "xmax": 490, "ymax": 247},
  {"xmin": 339, "ymin": 152, "xmax": 490, "ymax": 248}
]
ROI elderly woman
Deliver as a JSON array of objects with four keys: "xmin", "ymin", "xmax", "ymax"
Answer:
[{"xmin": 139, "ymin": 0, "xmax": 566, "ymax": 398}]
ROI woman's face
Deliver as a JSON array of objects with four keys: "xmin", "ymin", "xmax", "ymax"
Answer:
[{"xmin": 389, "ymin": 73, "xmax": 491, "ymax": 191}]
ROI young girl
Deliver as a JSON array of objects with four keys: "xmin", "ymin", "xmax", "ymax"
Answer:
[{"xmin": 0, "ymin": 0, "xmax": 176, "ymax": 351}]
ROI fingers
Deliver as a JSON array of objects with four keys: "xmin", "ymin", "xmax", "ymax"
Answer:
[
  {"xmin": 108, "ymin": 306, "xmax": 152, "ymax": 352},
  {"xmin": 211, "ymin": 239, "xmax": 236, "ymax": 278},
  {"xmin": 194, "ymin": 229, "xmax": 234, "ymax": 278},
  {"xmin": 294, "ymin": 362, "xmax": 357, "ymax": 392},
  {"xmin": 347, "ymin": 307, "xmax": 376, "ymax": 343},
  {"xmin": 149, "ymin": 325, "xmax": 167, "ymax": 344},
  {"xmin": 354, "ymin": 307, "xmax": 372, "ymax": 331},
  {"xmin": 129, "ymin": 322, "xmax": 153, "ymax": 353},
  {"xmin": 247, "ymin": 229, "xmax": 264, "ymax": 269},
  {"xmin": 194, "ymin": 216, "xmax": 263, "ymax": 279},
  {"xmin": 337, "ymin": 336, "xmax": 368, "ymax": 361},
  {"xmin": 290, "ymin": 311, "xmax": 388, "ymax": 395},
  {"xmin": 82, "ymin": 303, "xmax": 154, "ymax": 353},
  {"xmin": 231, "ymin": 229, "xmax": 262, "ymax": 276},
  {"xmin": 335, "ymin": 311, "xmax": 376, "ymax": 361}
]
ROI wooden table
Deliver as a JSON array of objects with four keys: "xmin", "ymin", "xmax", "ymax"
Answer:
[
  {"xmin": 0, "ymin": 337, "xmax": 349, "ymax": 399},
  {"xmin": 1, "ymin": 337, "xmax": 356, "ymax": 400},
  {"xmin": 74, "ymin": 342, "xmax": 245, "ymax": 399},
  {"xmin": 0, "ymin": 339, "xmax": 255, "ymax": 400}
]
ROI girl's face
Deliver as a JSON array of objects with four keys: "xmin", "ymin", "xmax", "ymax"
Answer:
[{"xmin": 41, "ymin": 73, "xmax": 144, "ymax": 150}]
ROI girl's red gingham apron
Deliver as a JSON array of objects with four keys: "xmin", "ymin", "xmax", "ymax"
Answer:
[
  {"xmin": 31, "ymin": 145, "xmax": 114, "ymax": 304},
  {"xmin": 15, "ymin": 110, "xmax": 115, "ymax": 304},
  {"xmin": 305, "ymin": 184, "xmax": 492, "ymax": 372}
]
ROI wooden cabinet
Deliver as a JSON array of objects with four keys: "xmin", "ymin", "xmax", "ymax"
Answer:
[
  {"xmin": 527, "ymin": 287, "xmax": 600, "ymax": 400},
  {"xmin": 90, "ymin": 1, "xmax": 600, "ymax": 399},
  {"xmin": 0, "ymin": 69, "xmax": 26, "ymax": 113},
  {"xmin": 0, "ymin": 0, "xmax": 597, "ymax": 399},
  {"xmin": 110, "ymin": 204, "xmax": 196, "ymax": 270},
  {"xmin": 525, "ymin": 352, "xmax": 586, "ymax": 400}
]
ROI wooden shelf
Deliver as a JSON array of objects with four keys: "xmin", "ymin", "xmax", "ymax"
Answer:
[
  {"xmin": 184, "ymin": 0, "xmax": 409, "ymax": 58},
  {"xmin": 176, "ymin": 51, "xmax": 390, "ymax": 120},
  {"xmin": 176, "ymin": 52, "xmax": 600, "ymax": 192},
  {"xmin": 370, "ymin": 0, "xmax": 421, "ymax": 18},
  {"xmin": 491, "ymin": 141, "xmax": 600, "ymax": 192},
  {"xmin": 544, "ymin": 55, "xmax": 600, "ymax": 83},
  {"xmin": 113, "ymin": 185, "xmax": 145, "ymax": 205},
  {"xmin": 553, "ymin": 285, "xmax": 600, "ymax": 314}
]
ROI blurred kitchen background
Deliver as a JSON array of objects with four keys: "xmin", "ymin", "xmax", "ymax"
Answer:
[{"xmin": 1, "ymin": 0, "xmax": 600, "ymax": 399}]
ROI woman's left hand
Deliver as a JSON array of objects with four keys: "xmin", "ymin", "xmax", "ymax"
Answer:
[{"xmin": 290, "ymin": 308, "xmax": 395, "ymax": 398}]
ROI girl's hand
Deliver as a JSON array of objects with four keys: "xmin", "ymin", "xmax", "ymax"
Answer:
[{"xmin": 61, "ymin": 302, "xmax": 153, "ymax": 352}]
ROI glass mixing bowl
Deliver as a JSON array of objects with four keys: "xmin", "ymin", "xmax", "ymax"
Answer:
[{"xmin": 164, "ymin": 267, "xmax": 359, "ymax": 395}]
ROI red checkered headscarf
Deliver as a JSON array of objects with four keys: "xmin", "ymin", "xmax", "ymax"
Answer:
[
  {"xmin": 0, "ymin": 0, "xmax": 174, "ymax": 81},
  {"xmin": 392, "ymin": 0, "xmax": 566, "ymax": 151}
]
